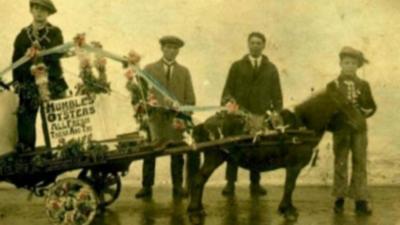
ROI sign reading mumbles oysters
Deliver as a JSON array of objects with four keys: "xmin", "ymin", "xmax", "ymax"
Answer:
[{"xmin": 44, "ymin": 96, "xmax": 96, "ymax": 147}]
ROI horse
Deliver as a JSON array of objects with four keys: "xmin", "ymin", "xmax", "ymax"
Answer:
[{"xmin": 187, "ymin": 84, "xmax": 366, "ymax": 222}]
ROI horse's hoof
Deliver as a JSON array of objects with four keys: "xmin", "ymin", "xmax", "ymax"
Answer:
[
  {"xmin": 188, "ymin": 211, "xmax": 206, "ymax": 225},
  {"xmin": 284, "ymin": 212, "xmax": 298, "ymax": 222},
  {"xmin": 278, "ymin": 206, "xmax": 298, "ymax": 222},
  {"xmin": 188, "ymin": 209, "xmax": 206, "ymax": 217}
]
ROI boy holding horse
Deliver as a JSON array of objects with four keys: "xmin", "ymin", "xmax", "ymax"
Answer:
[{"xmin": 327, "ymin": 46, "xmax": 377, "ymax": 215}]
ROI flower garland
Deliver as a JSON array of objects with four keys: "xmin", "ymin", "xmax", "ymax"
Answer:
[
  {"xmin": 31, "ymin": 62, "xmax": 51, "ymax": 102},
  {"xmin": 74, "ymin": 35, "xmax": 111, "ymax": 96},
  {"xmin": 86, "ymin": 142, "xmax": 108, "ymax": 162},
  {"xmin": 59, "ymin": 139, "xmax": 85, "ymax": 160}
]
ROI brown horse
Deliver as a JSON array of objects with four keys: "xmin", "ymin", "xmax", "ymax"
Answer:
[{"xmin": 187, "ymin": 84, "xmax": 366, "ymax": 222}]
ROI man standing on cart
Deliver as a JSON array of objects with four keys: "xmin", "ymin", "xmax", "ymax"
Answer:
[
  {"xmin": 12, "ymin": 0, "xmax": 68, "ymax": 152},
  {"xmin": 131, "ymin": 36, "xmax": 197, "ymax": 199},
  {"xmin": 221, "ymin": 32, "xmax": 283, "ymax": 196}
]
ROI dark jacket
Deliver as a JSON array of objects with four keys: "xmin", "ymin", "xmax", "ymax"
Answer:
[
  {"xmin": 12, "ymin": 23, "xmax": 68, "ymax": 101},
  {"xmin": 327, "ymin": 74, "xmax": 377, "ymax": 131},
  {"xmin": 221, "ymin": 55, "xmax": 283, "ymax": 115}
]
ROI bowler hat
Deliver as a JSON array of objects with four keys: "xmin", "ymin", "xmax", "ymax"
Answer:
[
  {"xmin": 30, "ymin": 0, "xmax": 57, "ymax": 15},
  {"xmin": 339, "ymin": 46, "xmax": 369, "ymax": 66},
  {"xmin": 159, "ymin": 36, "xmax": 185, "ymax": 48}
]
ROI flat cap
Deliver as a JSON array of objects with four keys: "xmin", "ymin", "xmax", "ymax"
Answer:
[
  {"xmin": 339, "ymin": 46, "xmax": 369, "ymax": 65},
  {"xmin": 30, "ymin": 0, "xmax": 57, "ymax": 15},
  {"xmin": 159, "ymin": 36, "xmax": 185, "ymax": 48}
]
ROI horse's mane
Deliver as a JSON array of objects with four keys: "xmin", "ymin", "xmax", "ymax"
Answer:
[{"xmin": 291, "ymin": 87, "xmax": 336, "ymax": 132}]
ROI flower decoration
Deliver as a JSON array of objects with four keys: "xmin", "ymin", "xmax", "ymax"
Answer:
[
  {"xmin": 46, "ymin": 178, "xmax": 98, "ymax": 225},
  {"xmin": 60, "ymin": 139, "xmax": 85, "ymax": 160},
  {"xmin": 75, "ymin": 39, "xmax": 111, "ymax": 96},
  {"xmin": 127, "ymin": 50, "xmax": 141, "ymax": 65},
  {"xmin": 25, "ymin": 42, "xmax": 41, "ymax": 58},
  {"xmin": 73, "ymin": 33, "xmax": 86, "ymax": 48},
  {"xmin": 147, "ymin": 92, "xmax": 158, "ymax": 107},
  {"xmin": 86, "ymin": 142, "xmax": 108, "ymax": 162},
  {"xmin": 124, "ymin": 68, "xmax": 135, "ymax": 80},
  {"xmin": 173, "ymin": 118, "xmax": 186, "ymax": 130},
  {"xmin": 30, "ymin": 63, "xmax": 50, "ymax": 102}
]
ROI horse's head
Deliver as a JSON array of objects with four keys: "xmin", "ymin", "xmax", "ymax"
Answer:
[{"xmin": 293, "ymin": 84, "xmax": 366, "ymax": 133}]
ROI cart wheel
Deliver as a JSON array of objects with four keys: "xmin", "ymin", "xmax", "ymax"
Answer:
[
  {"xmin": 45, "ymin": 178, "xmax": 98, "ymax": 225},
  {"xmin": 78, "ymin": 169, "xmax": 121, "ymax": 208}
]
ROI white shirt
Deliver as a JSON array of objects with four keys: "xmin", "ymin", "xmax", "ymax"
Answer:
[
  {"xmin": 248, "ymin": 55, "xmax": 262, "ymax": 69},
  {"xmin": 162, "ymin": 58, "xmax": 175, "ymax": 78}
]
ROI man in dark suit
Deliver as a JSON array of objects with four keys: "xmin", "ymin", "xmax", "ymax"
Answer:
[
  {"xmin": 12, "ymin": 0, "xmax": 68, "ymax": 152},
  {"xmin": 221, "ymin": 32, "xmax": 283, "ymax": 196},
  {"xmin": 134, "ymin": 36, "xmax": 197, "ymax": 199}
]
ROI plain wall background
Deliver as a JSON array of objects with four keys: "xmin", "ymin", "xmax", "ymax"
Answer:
[{"xmin": 0, "ymin": 0, "xmax": 399, "ymax": 187}]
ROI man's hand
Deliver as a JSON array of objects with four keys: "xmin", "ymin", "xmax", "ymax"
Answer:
[{"xmin": 25, "ymin": 43, "xmax": 41, "ymax": 58}]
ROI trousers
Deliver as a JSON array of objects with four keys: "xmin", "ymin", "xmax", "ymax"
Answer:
[{"xmin": 332, "ymin": 128, "xmax": 369, "ymax": 200}]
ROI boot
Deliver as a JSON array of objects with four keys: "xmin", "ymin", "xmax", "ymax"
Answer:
[
  {"xmin": 250, "ymin": 183, "xmax": 267, "ymax": 196},
  {"xmin": 222, "ymin": 182, "xmax": 235, "ymax": 196},
  {"xmin": 135, "ymin": 187, "xmax": 152, "ymax": 199},
  {"xmin": 355, "ymin": 200, "xmax": 372, "ymax": 215},
  {"xmin": 334, "ymin": 198, "xmax": 345, "ymax": 214}
]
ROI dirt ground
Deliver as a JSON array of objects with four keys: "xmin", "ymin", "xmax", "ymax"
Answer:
[{"xmin": 0, "ymin": 185, "xmax": 399, "ymax": 225}]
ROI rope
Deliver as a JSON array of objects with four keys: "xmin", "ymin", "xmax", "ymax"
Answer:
[
  {"xmin": 1, "ymin": 39, "xmax": 230, "ymax": 114},
  {"xmin": 0, "ymin": 42, "xmax": 74, "ymax": 78}
]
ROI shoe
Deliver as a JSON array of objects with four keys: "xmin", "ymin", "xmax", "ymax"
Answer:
[
  {"xmin": 222, "ymin": 182, "xmax": 235, "ymax": 196},
  {"xmin": 173, "ymin": 186, "xmax": 188, "ymax": 198},
  {"xmin": 135, "ymin": 187, "xmax": 152, "ymax": 199},
  {"xmin": 355, "ymin": 200, "xmax": 372, "ymax": 215},
  {"xmin": 334, "ymin": 198, "xmax": 345, "ymax": 214},
  {"xmin": 250, "ymin": 183, "xmax": 267, "ymax": 196}
]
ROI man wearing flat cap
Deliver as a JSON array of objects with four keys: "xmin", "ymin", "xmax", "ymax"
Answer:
[
  {"xmin": 12, "ymin": 0, "xmax": 68, "ymax": 152},
  {"xmin": 134, "ymin": 35, "xmax": 197, "ymax": 199},
  {"xmin": 327, "ymin": 46, "xmax": 377, "ymax": 215}
]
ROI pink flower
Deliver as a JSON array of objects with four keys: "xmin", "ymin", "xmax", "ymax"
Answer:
[
  {"xmin": 173, "ymin": 118, "xmax": 186, "ymax": 130},
  {"xmin": 124, "ymin": 68, "xmax": 135, "ymax": 80},
  {"xmin": 30, "ymin": 63, "xmax": 47, "ymax": 77},
  {"xmin": 95, "ymin": 57, "xmax": 107, "ymax": 67},
  {"xmin": 74, "ymin": 33, "xmax": 86, "ymax": 47},
  {"xmin": 127, "ymin": 50, "xmax": 141, "ymax": 65},
  {"xmin": 147, "ymin": 93, "xmax": 158, "ymax": 106},
  {"xmin": 80, "ymin": 57, "xmax": 91, "ymax": 69}
]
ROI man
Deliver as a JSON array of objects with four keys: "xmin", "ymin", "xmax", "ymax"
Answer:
[
  {"xmin": 134, "ymin": 36, "xmax": 197, "ymax": 199},
  {"xmin": 327, "ymin": 46, "xmax": 376, "ymax": 215},
  {"xmin": 12, "ymin": 0, "xmax": 68, "ymax": 152},
  {"xmin": 221, "ymin": 32, "xmax": 283, "ymax": 196}
]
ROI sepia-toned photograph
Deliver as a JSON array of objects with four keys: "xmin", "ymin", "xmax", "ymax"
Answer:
[{"xmin": 0, "ymin": 1, "xmax": 399, "ymax": 225}]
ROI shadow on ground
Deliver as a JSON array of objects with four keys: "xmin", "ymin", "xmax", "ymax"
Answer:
[{"xmin": 0, "ymin": 186, "xmax": 399, "ymax": 225}]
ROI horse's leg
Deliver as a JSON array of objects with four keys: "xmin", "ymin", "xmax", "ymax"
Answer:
[
  {"xmin": 187, "ymin": 150, "xmax": 226, "ymax": 214},
  {"xmin": 278, "ymin": 166, "xmax": 302, "ymax": 221}
]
